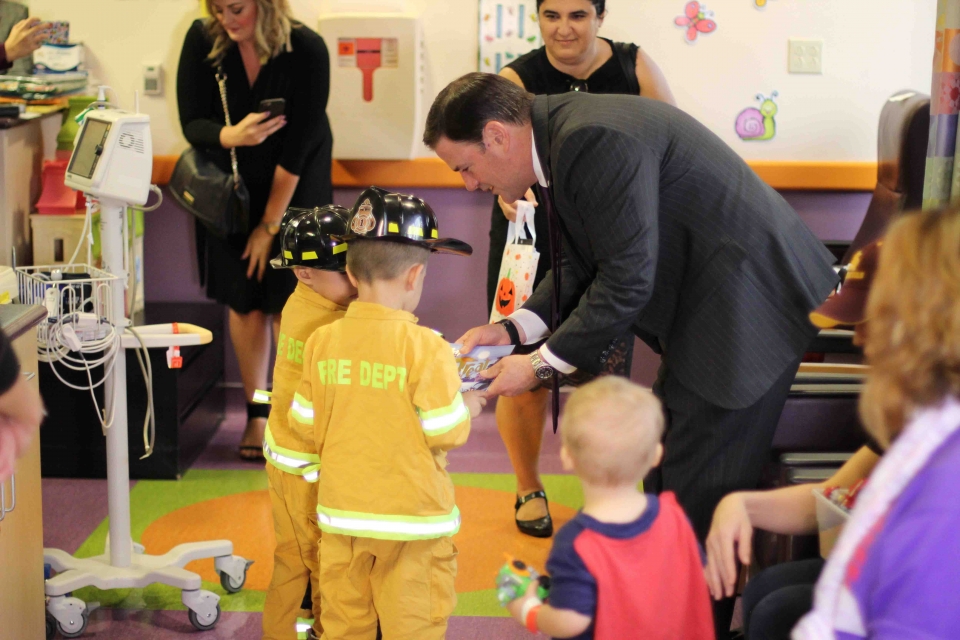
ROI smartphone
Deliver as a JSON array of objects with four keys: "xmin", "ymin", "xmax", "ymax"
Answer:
[{"xmin": 259, "ymin": 98, "xmax": 286, "ymax": 120}]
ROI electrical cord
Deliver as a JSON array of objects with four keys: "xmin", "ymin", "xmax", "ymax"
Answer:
[
  {"xmin": 65, "ymin": 196, "xmax": 96, "ymax": 267},
  {"xmin": 124, "ymin": 326, "xmax": 155, "ymax": 459},
  {"xmin": 39, "ymin": 313, "xmax": 120, "ymax": 435},
  {"xmin": 133, "ymin": 185, "xmax": 163, "ymax": 213},
  {"xmin": 36, "ymin": 293, "xmax": 155, "ymax": 453}
]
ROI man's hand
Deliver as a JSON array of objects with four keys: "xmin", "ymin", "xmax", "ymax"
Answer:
[
  {"xmin": 705, "ymin": 492, "xmax": 754, "ymax": 600},
  {"xmin": 462, "ymin": 391, "xmax": 487, "ymax": 418},
  {"xmin": 481, "ymin": 354, "xmax": 538, "ymax": 398},
  {"xmin": 456, "ymin": 322, "xmax": 520, "ymax": 354},
  {"xmin": 4, "ymin": 18, "xmax": 49, "ymax": 62},
  {"xmin": 498, "ymin": 188, "xmax": 538, "ymax": 223}
]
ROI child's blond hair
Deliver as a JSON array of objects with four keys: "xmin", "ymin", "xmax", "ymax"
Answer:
[
  {"xmin": 560, "ymin": 377, "xmax": 664, "ymax": 486},
  {"xmin": 346, "ymin": 239, "xmax": 430, "ymax": 282}
]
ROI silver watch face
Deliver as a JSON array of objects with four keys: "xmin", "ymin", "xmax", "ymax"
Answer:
[{"xmin": 535, "ymin": 366, "xmax": 555, "ymax": 380}]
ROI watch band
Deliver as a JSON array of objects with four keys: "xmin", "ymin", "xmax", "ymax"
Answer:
[
  {"xmin": 497, "ymin": 319, "xmax": 521, "ymax": 346},
  {"xmin": 261, "ymin": 221, "xmax": 281, "ymax": 236}
]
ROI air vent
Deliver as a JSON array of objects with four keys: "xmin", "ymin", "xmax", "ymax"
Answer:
[{"xmin": 118, "ymin": 131, "xmax": 145, "ymax": 154}]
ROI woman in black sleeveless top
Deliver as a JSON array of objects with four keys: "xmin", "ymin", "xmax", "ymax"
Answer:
[{"xmin": 490, "ymin": 0, "xmax": 675, "ymax": 538}]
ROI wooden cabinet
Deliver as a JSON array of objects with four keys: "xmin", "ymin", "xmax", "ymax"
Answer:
[{"xmin": 0, "ymin": 306, "xmax": 47, "ymax": 639}]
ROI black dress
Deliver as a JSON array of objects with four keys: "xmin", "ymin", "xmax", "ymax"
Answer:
[
  {"xmin": 487, "ymin": 39, "xmax": 640, "ymax": 375},
  {"xmin": 177, "ymin": 19, "xmax": 333, "ymax": 314}
]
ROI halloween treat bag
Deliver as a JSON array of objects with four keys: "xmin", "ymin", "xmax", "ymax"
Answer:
[{"xmin": 490, "ymin": 201, "xmax": 540, "ymax": 323}]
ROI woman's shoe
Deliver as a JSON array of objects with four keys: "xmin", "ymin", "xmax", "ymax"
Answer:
[{"xmin": 515, "ymin": 490, "xmax": 553, "ymax": 538}]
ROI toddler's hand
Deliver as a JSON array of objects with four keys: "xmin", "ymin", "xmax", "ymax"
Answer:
[
  {"xmin": 506, "ymin": 580, "xmax": 541, "ymax": 620},
  {"xmin": 463, "ymin": 391, "xmax": 487, "ymax": 418}
]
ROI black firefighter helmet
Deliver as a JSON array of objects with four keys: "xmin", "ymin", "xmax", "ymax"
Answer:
[
  {"xmin": 270, "ymin": 205, "xmax": 351, "ymax": 272},
  {"xmin": 341, "ymin": 186, "xmax": 473, "ymax": 256}
]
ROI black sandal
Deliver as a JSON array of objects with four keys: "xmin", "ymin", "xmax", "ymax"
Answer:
[
  {"xmin": 515, "ymin": 490, "xmax": 553, "ymax": 538},
  {"xmin": 240, "ymin": 404, "xmax": 269, "ymax": 462},
  {"xmin": 238, "ymin": 444, "xmax": 265, "ymax": 462}
]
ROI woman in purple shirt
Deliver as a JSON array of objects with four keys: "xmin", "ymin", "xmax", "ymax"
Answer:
[{"xmin": 793, "ymin": 206, "xmax": 960, "ymax": 639}]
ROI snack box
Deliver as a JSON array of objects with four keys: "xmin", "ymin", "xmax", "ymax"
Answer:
[
  {"xmin": 450, "ymin": 343, "xmax": 515, "ymax": 392},
  {"xmin": 42, "ymin": 21, "xmax": 70, "ymax": 45},
  {"xmin": 813, "ymin": 487, "xmax": 851, "ymax": 559}
]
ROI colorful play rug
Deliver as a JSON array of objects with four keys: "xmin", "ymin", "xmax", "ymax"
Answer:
[{"xmin": 69, "ymin": 470, "xmax": 584, "ymax": 617}]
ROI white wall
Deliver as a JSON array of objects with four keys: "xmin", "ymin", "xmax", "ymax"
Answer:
[
  {"xmin": 23, "ymin": 0, "xmax": 936, "ymax": 160},
  {"xmin": 599, "ymin": 0, "xmax": 937, "ymax": 161}
]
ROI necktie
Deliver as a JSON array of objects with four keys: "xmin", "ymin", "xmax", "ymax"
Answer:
[{"xmin": 536, "ymin": 183, "xmax": 562, "ymax": 433}]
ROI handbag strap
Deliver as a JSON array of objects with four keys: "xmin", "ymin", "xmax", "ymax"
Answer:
[{"xmin": 215, "ymin": 67, "xmax": 241, "ymax": 191}]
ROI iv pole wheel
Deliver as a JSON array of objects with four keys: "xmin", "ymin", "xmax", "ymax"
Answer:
[
  {"xmin": 56, "ymin": 609, "xmax": 89, "ymax": 638},
  {"xmin": 219, "ymin": 567, "xmax": 247, "ymax": 593},
  {"xmin": 188, "ymin": 603, "xmax": 221, "ymax": 631}
]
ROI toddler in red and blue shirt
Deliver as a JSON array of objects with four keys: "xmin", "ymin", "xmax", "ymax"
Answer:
[{"xmin": 507, "ymin": 377, "xmax": 714, "ymax": 640}]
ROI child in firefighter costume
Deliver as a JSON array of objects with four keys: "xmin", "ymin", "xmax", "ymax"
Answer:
[
  {"xmin": 288, "ymin": 187, "xmax": 486, "ymax": 639},
  {"xmin": 258, "ymin": 205, "xmax": 357, "ymax": 640}
]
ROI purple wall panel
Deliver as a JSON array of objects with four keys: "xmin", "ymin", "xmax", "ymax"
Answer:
[
  {"xmin": 780, "ymin": 191, "xmax": 871, "ymax": 242},
  {"xmin": 144, "ymin": 187, "xmax": 871, "ymax": 386}
]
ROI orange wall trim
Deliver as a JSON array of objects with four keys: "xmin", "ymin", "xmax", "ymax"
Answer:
[
  {"xmin": 153, "ymin": 155, "xmax": 876, "ymax": 192},
  {"xmin": 748, "ymin": 161, "xmax": 876, "ymax": 191}
]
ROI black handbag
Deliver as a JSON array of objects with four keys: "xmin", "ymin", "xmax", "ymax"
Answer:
[{"xmin": 170, "ymin": 68, "xmax": 250, "ymax": 238}]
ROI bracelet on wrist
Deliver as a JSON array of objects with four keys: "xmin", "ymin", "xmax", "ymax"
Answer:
[
  {"xmin": 522, "ymin": 600, "xmax": 542, "ymax": 633},
  {"xmin": 497, "ymin": 318, "xmax": 521, "ymax": 346}
]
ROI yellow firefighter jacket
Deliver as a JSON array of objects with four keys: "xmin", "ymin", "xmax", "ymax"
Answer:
[
  {"xmin": 288, "ymin": 301, "xmax": 470, "ymax": 541},
  {"xmin": 262, "ymin": 283, "xmax": 347, "ymax": 479}
]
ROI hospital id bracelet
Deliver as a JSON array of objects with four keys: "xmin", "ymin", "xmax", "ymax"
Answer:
[
  {"xmin": 521, "ymin": 598, "xmax": 542, "ymax": 633},
  {"xmin": 497, "ymin": 318, "xmax": 521, "ymax": 346}
]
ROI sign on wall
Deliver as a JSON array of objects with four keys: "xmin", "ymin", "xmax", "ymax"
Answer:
[{"xmin": 478, "ymin": 1, "xmax": 542, "ymax": 73}]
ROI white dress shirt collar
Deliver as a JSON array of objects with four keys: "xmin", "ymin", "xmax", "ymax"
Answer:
[{"xmin": 531, "ymin": 134, "xmax": 549, "ymax": 188}]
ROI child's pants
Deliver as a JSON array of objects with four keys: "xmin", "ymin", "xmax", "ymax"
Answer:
[
  {"xmin": 318, "ymin": 532, "xmax": 458, "ymax": 640},
  {"xmin": 263, "ymin": 464, "xmax": 323, "ymax": 640}
]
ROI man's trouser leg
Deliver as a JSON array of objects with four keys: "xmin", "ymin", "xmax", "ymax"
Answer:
[
  {"xmin": 318, "ymin": 533, "xmax": 379, "ymax": 640},
  {"xmin": 370, "ymin": 536, "xmax": 458, "ymax": 640},
  {"xmin": 264, "ymin": 464, "xmax": 323, "ymax": 640},
  {"xmin": 648, "ymin": 357, "xmax": 800, "ymax": 638}
]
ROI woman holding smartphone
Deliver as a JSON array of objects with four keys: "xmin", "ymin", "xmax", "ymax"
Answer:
[{"xmin": 177, "ymin": 0, "xmax": 333, "ymax": 460}]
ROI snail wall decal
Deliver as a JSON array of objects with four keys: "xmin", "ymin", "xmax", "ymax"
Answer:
[{"xmin": 735, "ymin": 91, "xmax": 779, "ymax": 141}]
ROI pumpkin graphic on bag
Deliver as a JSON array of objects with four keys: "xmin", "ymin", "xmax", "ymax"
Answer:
[{"xmin": 497, "ymin": 271, "xmax": 516, "ymax": 315}]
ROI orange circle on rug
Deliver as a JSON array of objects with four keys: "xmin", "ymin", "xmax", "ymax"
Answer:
[{"xmin": 141, "ymin": 486, "xmax": 577, "ymax": 592}]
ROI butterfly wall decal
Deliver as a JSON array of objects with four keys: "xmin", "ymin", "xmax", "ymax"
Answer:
[{"xmin": 675, "ymin": 1, "xmax": 717, "ymax": 44}]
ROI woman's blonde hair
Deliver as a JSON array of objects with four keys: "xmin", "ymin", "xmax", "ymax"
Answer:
[
  {"xmin": 204, "ymin": 0, "xmax": 295, "ymax": 65},
  {"xmin": 859, "ymin": 206, "xmax": 960, "ymax": 446}
]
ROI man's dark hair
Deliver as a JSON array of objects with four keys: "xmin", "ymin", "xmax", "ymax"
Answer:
[
  {"xmin": 423, "ymin": 72, "xmax": 535, "ymax": 149},
  {"xmin": 536, "ymin": 0, "xmax": 605, "ymax": 14}
]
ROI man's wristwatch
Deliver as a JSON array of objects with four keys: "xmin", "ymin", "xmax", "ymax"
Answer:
[
  {"xmin": 260, "ymin": 221, "xmax": 281, "ymax": 236},
  {"xmin": 497, "ymin": 319, "xmax": 521, "ymax": 346},
  {"xmin": 530, "ymin": 349, "xmax": 555, "ymax": 380}
]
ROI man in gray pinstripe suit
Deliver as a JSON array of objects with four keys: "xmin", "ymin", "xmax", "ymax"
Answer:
[{"xmin": 426, "ymin": 72, "xmax": 837, "ymax": 627}]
